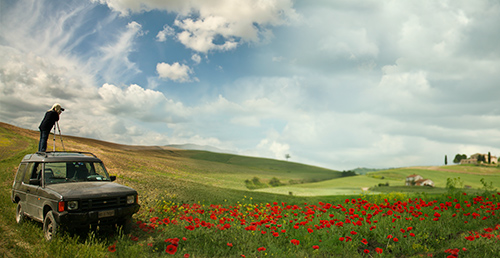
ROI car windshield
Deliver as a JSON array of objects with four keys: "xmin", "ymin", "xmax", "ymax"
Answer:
[{"xmin": 43, "ymin": 162, "xmax": 111, "ymax": 184}]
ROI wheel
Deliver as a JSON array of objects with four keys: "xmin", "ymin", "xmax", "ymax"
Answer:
[
  {"xmin": 16, "ymin": 203, "xmax": 25, "ymax": 225},
  {"xmin": 116, "ymin": 215, "xmax": 132, "ymax": 233},
  {"xmin": 43, "ymin": 211, "xmax": 59, "ymax": 241}
]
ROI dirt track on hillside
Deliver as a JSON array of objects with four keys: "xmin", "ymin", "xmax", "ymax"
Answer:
[{"xmin": 414, "ymin": 165, "xmax": 498, "ymax": 176}]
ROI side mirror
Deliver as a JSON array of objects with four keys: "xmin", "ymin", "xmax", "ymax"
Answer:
[
  {"xmin": 29, "ymin": 178, "xmax": 41, "ymax": 186},
  {"xmin": 110, "ymin": 176, "xmax": 116, "ymax": 181}
]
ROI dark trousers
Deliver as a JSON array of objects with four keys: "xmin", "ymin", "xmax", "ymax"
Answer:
[{"xmin": 38, "ymin": 130, "xmax": 51, "ymax": 152}]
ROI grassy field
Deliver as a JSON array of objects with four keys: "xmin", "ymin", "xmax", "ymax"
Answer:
[{"xmin": 1, "ymin": 122, "xmax": 500, "ymax": 257}]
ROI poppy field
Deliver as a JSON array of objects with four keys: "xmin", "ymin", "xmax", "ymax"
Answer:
[{"xmin": 106, "ymin": 191, "xmax": 500, "ymax": 257}]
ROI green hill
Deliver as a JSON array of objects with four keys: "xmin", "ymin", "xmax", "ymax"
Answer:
[{"xmin": 2, "ymin": 122, "xmax": 499, "ymax": 200}]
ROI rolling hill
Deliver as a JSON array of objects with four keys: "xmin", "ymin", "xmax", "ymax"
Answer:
[{"xmin": 1, "ymin": 121, "xmax": 499, "ymax": 200}]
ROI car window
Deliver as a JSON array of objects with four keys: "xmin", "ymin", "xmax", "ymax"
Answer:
[
  {"xmin": 20, "ymin": 163, "xmax": 42, "ymax": 185},
  {"xmin": 22, "ymin": 164, "xmax": 32, "ymax": 184},
  {"xmin": 44, "ymin": 162, "xmax": 111, "ymax": 184},
  {"xmin": 15, "ymin": 163, "xmax": 28, "ymax": 184}
]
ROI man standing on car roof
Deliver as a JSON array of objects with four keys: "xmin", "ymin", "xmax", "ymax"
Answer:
[{"xmin": 38, "ymin": 103, "xmax": 64, "ymax": 152}]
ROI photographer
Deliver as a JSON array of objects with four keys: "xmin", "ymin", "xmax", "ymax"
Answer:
[{"xmin": 38, "ymin": 103, "xmax": 64, "ymax": 152}]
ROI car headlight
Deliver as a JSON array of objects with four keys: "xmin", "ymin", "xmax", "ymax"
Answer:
[
  {"xmin": 127, "ymin": 195, "xmax": 135, "ymax": 204},
  {"xmin": 67, "ymin": 200, "xmax": 78, "ymax": 210}
]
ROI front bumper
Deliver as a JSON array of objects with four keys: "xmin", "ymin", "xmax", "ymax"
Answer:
[{"xmin": 56, "ymin": 204, "xmax": 140, "ymax": 227}]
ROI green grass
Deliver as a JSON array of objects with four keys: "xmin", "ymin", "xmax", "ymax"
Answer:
[{"xmin": 1, "ymin": 122, "xmax": 500, "ymax": 257}]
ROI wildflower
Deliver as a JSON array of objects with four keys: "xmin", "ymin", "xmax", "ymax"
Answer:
[
  {"xmin": 375, "ymin": 247, "xmax": 383, "ymax": 254},
  {"xmin": 108, "ymin": 244, "xmax": 116, "ymax": 253},
  {"xmin": 257, "ymin": 247, "xmax": 266, "ymax": 252},
  {"xmin": 350, "ymin": 230, "xmax": 357, "ymax": 235},
  {"xmin": 312, "ymin": 245, "xmax": 319, "ymax": 250},
  {"xmin": 291, "ymin": 239, "xmax": 300, "ymax": 245},
  {"xmin": 339, "ymin": 237, "xmax": 345, "ymax": 242},
  {"xmin": 361, "ymin": 238, "xmax": 368, "ymax": 245},
  {"xmin": 166, "ymin": 244, "xmax": 177, "ymax": 255},
  {"xmin": 393, "ymin": 237, "xmax": 399, "ymax": 242},
  {"xmin": 184, "ymin": 254, "xmax": 190, "ymax": 258},
  {"xmin": 364, "ymin": 249, "xmax": 370, "ymax": 254},
  {"xmin": 387, "ymin": 234, "xmax": 393, "ymax": 239},
  {"xmin": 227, "ymin": 243, "xmax": 233, "ymax": 247}
]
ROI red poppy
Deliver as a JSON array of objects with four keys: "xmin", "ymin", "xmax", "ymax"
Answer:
[
  {"xmin": 361, "ymin": 238, "xmax": 368, "ymax": 245},
  {"xmin": 364, "ymin": 249, "xmax": 370, "ymax": 254},
  {"xmin": 184, "ymin": 254, "xmax": 190, "ymax": 258},
  {"xmin": 312, "ymin": 245, "xmax": 319, "ymax": 250},
  {"xmin": 108, "ymin": 244, "xmax": 116, "ymax": 253},
  {"xmin": 166, "ymin": 244, "xmax": 177, "ymax": 255},
  {"xmin": 227, "ymin": 243, "xmax": 233, "ymax": 247},
  {"xmin": 257, "ymin": 247, "xmax": 266, "ymax": 252},
  {"xmin": 339, "ymin": 237, "xmax": 345, "ymax": 242},
  {"xmin": 393, "ymin": 237, "xmax": 399, "ymax": 242},
  {"xmin": 350, "ymin": 231, "xmax": 357, "ymax": 235},
  {"xmin": 375, "ymin": 247, "xmax": 383, "ymax": 254}
]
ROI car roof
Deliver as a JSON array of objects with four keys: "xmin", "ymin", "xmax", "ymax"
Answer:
[{"xmin": 21, "ymin": 152, "xmax": 102, "ymax": 163}]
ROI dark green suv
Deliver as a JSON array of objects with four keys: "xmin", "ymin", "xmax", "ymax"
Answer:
[{"xmin": 11, "ymin": 152, "xmax": 140, "ymax": 241}]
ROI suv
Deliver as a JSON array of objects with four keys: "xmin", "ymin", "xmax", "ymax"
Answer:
[{"xmin": 11, "ymin": 151, "xmax": 140, "ymax": 241}]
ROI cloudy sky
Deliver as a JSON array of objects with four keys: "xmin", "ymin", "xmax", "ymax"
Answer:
[{"xmin": 1, "ymin": 0, "xmax": 499, "ymax": 170}]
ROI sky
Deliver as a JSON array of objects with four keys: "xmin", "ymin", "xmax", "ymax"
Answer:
[{"xmin": 1, "ymin": 0, "xmax": 500, "ymax": 170}]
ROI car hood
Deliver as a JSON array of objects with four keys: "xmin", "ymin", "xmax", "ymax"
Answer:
[{"xmin": 45, "ymin": 182, "xmax": 137, "ymax": 199}]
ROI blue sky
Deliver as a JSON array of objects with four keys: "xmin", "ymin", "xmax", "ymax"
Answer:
[{"xmin": 1, "ymin": 0, "xmax": 500, "ymax": 170}]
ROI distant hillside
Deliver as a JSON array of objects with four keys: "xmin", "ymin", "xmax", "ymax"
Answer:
[
  {"xmin": 3, "ymin": 121, "xmax": 498, "ymax": 198},
  {"xmin": 352, "ymin": 167, "xmax": 388, "ymax": 175},
  {"xmin": 166, "ymin": 143, "xmax": 235, "ymax": 154},
  {"xmin": 0, "ymin": 122, "xmax": 342, "ymax": 193}
]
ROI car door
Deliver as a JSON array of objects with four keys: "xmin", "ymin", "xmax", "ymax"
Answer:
[{"xmin": 24, "ymin": 163, "xmax": 43, "ymax": 221}]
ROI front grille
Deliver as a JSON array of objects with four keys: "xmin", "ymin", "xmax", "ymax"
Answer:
[{"xmin": 79, "ymin": 196, "xmax": 127, "ymax": 211}]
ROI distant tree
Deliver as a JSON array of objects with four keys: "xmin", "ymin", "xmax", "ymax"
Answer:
[
  {"xmin": 453, "ymin": 154, "xmax": 467, "ymax": 164},
  {"xmin": 445, "ymin": 155, "xmax": 448, "ymax": 165},
  {"xmin": 488, "ymin": 152, "xmax": 491, "ymax": 164},
  {"xmin": 285, "ymin": 154, "xmax": 291, "ymax": 161},
  {"xmin": 269, "ymin": 177, "xmax": 282, "ymax": 187},
  {"xmin": 477, "ymin": 154, "xmax": 486, "ymax": 163}
]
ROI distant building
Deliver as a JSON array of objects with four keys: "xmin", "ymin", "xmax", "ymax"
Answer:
[
  {"xmin": 405, "ymin": 174, "xmax": 422, "ymax": 186},
  {"xmin": 460, "ymin": 153, "xmax": 498, "ymax": 165},
  {"xmin": 406, "ymin": 174, "xmax": 434, "ymax": 187},
  {"xmin": 415, "ymin": 179, "xmax": 434, "ymax": 187}
]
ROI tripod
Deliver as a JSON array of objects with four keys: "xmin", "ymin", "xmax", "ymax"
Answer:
[{"xmin": 52, "ymin": 121, "xmax": 66, "ymax": 152}]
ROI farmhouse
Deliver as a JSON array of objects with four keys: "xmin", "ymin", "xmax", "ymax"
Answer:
[
  {"xmin": 460, "ymin": 153, "xmax": 498, "ymax": 165},
  {"xmin": 405, "ymin": 174, "xmax": 434, "ymax": 187}
]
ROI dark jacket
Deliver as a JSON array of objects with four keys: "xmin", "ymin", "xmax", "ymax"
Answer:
[{"xmin": 39, "ymin": 110, "xmax": 59, "ymax": 131}]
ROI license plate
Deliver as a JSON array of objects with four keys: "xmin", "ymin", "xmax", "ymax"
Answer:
[{"xmin": 98, "ymin": 210, "xmax": 115, "ymax": 218}]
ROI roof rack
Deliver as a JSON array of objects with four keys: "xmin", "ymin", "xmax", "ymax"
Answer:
[{"xmin": 35, "ymin": 151, "xmax": 98, "ymax": 158}]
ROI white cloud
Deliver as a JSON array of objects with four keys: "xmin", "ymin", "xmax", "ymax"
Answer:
[
  {"xmin": 156, "ymin": 25, "xmax": 175, "ymax": 42},
  {"xmin": 93, "ymin": 0, "xmax": 298, "ymax": 53},
  {"xmin": 97, "ymin": 21, "xmax": 143, "ymax": 82},
  {"xmin": 191, "ymin": 54, "xmax": 202, "ymax": 65},
  {"xmin": 156, "ymin": 62, "xmax": 194, "ymax": 82}
]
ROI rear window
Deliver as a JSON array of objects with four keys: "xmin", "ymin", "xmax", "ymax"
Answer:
[{"xmin": 14, "ymin": 163, "xmax": 28, "ymax": 184}]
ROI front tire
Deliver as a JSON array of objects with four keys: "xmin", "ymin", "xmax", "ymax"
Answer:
[
  {"xmin": 43, "ymin": 211, "xmax": 59, "ymax": 241},
  {"xmin": 16, "ymin": 203, "xmax": 25, "ymax": 225},
  {"xmin": 116, "ymin": 215, "xmax": 132, "ymax": 233}
]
